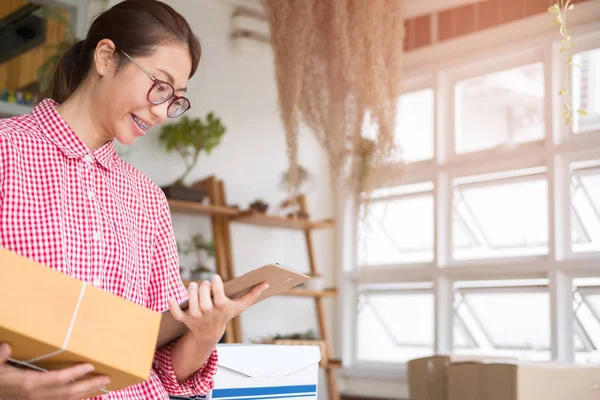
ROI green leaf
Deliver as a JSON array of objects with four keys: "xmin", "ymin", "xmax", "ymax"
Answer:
[
  {"xmin": 559, "ymin": 88, "xmax": 566, "ymax": 96},
  {"xmin": 567, "ymin": 56, "xmax": 573, "ymax": 65},
  {"xmin": 560, "ymin": 25, "xmax": 567, "ymax": 37},
  {"xmin": 577, "ymin": 109, "xmax": 588, "ymax": 116},
  {"xmin": 560, "ymin": 47, "xmax": 567, "ymax": 53},
  {"xmin": 565, "ymin": 116, "xmax": 572, "ymax": 125},
  {"xmin": 548, "ymin": 4, "xmax": 560, "ymax": 14}
]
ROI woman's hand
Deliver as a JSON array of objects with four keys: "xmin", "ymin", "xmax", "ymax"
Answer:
[
  {"xmin": 0, "ymin": 343, "xmax": 111, "ymax": 400},
  {"xmin": 168, "ymin": 274, "xmax": 268, "ymax": 345}
]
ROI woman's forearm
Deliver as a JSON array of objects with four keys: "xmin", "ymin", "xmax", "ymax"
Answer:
[{"xmin": 170, "ymin": 331, "xmax": 216, "ymax": 383}]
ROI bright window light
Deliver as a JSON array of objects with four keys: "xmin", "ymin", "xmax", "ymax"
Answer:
[
  {"xmin": 453, "ymin": 169, "xmax": 549, "ymax": 260},
  {"xmin": 455, "ymin": 62, "xmax": 545, "ymax": 154}
]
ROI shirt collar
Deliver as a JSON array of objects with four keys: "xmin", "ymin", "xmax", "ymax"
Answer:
[{"xmin": 33, "ymin": 98, "xmax": 118, "ymax": 171}]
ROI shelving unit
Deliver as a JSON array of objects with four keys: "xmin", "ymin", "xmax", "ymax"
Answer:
[
  {"xmin": 233, "ymin": 209, "xmax": 333, "ymax": 230},
  {"xmin": 169, "ymin": 180, "xmax": 340, "ymax": 400}
]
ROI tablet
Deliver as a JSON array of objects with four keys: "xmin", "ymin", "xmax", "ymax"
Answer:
[{"xmin": 156, "ymin": 263, "xmax": 310, "ymax": 349}]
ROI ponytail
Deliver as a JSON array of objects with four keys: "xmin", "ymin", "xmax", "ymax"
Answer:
[{"xmin": 51, "ymin": 40, "xmax": 89, "ymax": 103}]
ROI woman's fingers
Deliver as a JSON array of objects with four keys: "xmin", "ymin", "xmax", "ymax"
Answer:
[
  {"xmin": 29, "ymin": 363, "xmax": 95, "ymax": 388},
  {"xmin": 43, "ymin": 373, "xmax": 110, "ymax": 400},
  {"xmin": 199, "ymin": 281, "xmax": 213, "ymax": 313},
  {"xmin": 211, "ymin": 274, "xmax": 228, "ymax": 308},
  {"xmin": 188, "ymin": 282, "xmax": 200, "ymax": 318},
  {"xmin": 167, "ymin": 297, "xmax": 187, "ymax": 323}
]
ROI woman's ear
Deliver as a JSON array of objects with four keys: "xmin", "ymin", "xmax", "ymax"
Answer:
[{"xmin": 93, "ymin": 39, "xmax": 118, "ymax": 76}]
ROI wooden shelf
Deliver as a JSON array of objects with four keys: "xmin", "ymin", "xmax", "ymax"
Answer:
[
  {"xmin": 325, "ymin": 358, "xmax": 342, "ymax": 369},
  {"xmin": 168, "ymin": 199, "xmax": 239, "ymax": 217},
  {"xmin": 278, "ymin": 288, "xmax": 338, "ymax": 297},
  {"xmin": 232, "ymin": 210, "xmax": 333, "ymax": 230}
]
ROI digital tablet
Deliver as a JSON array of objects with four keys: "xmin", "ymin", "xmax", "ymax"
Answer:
[{"xmin": 156, "ymin": 263, "xmax": 310, "ymax": 349}]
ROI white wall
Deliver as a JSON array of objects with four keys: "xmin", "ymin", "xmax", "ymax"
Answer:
[{"xmin": 120, "ymin": 0, "xmax": 336, "ymax": 397}]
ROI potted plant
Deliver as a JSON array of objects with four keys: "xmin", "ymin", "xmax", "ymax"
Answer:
[
  {"xmin": 159, "ymin": 113, "xmax": 226, "ymax": 201},
  {"xmin": 279, "ymin": 164, "xmax": 313, "ymax": 193},
  {"xmin": 249, "ymin": 199, "xmax": 269, "ymax": 213},
  {"xmin": 178, "ymin": 234, "xmax": 216, "ymax": 281}
]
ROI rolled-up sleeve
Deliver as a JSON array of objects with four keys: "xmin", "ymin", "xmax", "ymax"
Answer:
[{"xmin": 146, "ymin": 188, "xmax": 218, "ymax": 396}]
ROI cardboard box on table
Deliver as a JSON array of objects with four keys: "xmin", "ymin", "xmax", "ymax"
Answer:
[
  {"xmin": 483, "ymin": 361, "xmax": 600, "ymax": 400},
  {"xmin": 172, "ymin": 344, "xmax": 321, "ymax": 400},
  {"xmin": 0, "ymin": 248, "xmax": 161, "ymax": 394},
  {"xmin": 407, "ymin": 354, "xmax": 515, "ymax": 400}
]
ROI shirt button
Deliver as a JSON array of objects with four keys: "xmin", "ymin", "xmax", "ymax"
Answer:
[
  {"xmin": 93, "ymin": 277, "xmax": 102, "ymax": 287},
  {"xmin": 84, "ymin": 154, "xmax": 93, "ymax": 163},
  {"xmin": 92, "ymin": 232, "xmax": 101, "ymax": 241},
  {"xmin": 87, "ymin": 190, "xmax": 95, "ymax": 199}
]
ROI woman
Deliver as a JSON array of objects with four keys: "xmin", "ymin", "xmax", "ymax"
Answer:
[{"xmin": 0, "ymin": 1, "xmax": 267, "ymax": 399}]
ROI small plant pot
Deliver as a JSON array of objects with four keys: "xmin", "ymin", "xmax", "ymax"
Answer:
[
  {"xmin": 161, "ymin": 183, "xmax": 208, "ymax": 202},
  {"xmin": 249, "ymin": 201, "xmax": 269, "ymax": 213},
  {"xmin": 287, "ymin": 211, "xmax": 309, "ymax": 219}
]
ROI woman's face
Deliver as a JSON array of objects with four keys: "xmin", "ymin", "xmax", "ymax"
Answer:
[{"xmin": 92, "ymin": 42, "xmax": 192, "ymax": 145}]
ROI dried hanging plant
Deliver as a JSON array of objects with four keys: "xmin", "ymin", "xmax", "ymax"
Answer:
[
  {"xmin": 548, "ymin": 0, "xmax": 587, "ymax": 125},
  {"xmin": 265, "ymin": 0, "xmax": 404, "ymax": 214}
]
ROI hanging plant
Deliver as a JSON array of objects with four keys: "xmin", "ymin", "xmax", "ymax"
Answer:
[
  {"xmin": 548, "ymin": 1, "xmax": 587, "ymax": 126},
  {"xmin": 264, "ymin": 0, "xmax": 404, "ymax": 214}
]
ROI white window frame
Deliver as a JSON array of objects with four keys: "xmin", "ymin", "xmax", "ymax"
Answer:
[{"xmin": 336, "ymin": 5, "xmax": 600, "ymax": 386}]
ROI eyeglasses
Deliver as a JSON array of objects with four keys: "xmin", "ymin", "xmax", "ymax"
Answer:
[{"xmin": 120, "ymin": 50, "xmax": 191, "ymax": 118}]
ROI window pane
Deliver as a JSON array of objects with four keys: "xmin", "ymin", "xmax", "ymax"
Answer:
[
  {"xmin": 571, "ymin": 161, "xmax": 600, "ymax": 253},
  {"xmin": 453, "ymin": 282, "xmax": 551, "ymax": 361},
  {"xmin": 574, "ymin": 278, "xmax": 600, "ymax": 364},
  {"xmin": 453, "ymin": 169, "xmax": 549, "ymax": 260},
  {"xmin": 455, "ymin": 62, "xmax": 545, "ymax": 154},
  {"xmin": 359, "ymin": 183, "xmax": 434, "ymax": 265},
  {"xmin": 396, "ymin": 89, "xmax": 434, "ymax": 163},
  {"xmin": 572, "ymin": 48, "xmax": 600, "ymax": 134},
  {"xmin": 356, "ymin": 286, "xmax": 433, "ymax": 363}
]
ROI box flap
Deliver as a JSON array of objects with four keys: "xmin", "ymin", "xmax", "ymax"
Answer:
[{"xmin": 216, "ymin": 344, "xmax": 321, "ymax": 378}]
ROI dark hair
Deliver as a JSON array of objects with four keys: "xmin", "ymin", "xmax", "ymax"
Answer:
[{"xmin": 52, "ymin": 0, "xmax": 201, "ymax": 103}]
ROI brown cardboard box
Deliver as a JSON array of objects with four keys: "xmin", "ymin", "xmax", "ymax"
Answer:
[
  {"xmin": 407, "ymin": 355, "xmax": 515, "ymax": 400},
  {"xmin": 447, "ymin": 361, "xmax": 486, "ymax": 400},
  {"xmin": 485, "ymin": 361, "xmax": 600, "ymax": 400},
  {"xmin": 0, "ymin": 248, "xmax": 161, "ymax": 394}
]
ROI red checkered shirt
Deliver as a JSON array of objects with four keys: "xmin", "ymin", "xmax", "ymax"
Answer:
[{"xmin": 0, "ymin": 99, "xmax": 218, "ymax": 399}]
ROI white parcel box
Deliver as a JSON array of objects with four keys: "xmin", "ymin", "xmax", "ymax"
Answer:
[{"xmin": 196, "ymin": 344, "xmax": 321, "ymax": 400}]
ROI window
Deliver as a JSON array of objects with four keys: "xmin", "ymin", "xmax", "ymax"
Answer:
[
  {"xmin": 572, "ymin": 48, "xmax": 600, "ymax": 134},
  {"xmin": 345, "ymin": 26, "xmax": 600, "ymax": 372},
  {"xmin": 453, "ymin": 280, "xmax": 551, "ymax": 361},
  {"xmin": 453, "ymin": 168, "xmax": 549, "ymax": 260},
  {"xmin": 396, "ymin": 88, "xmax": 435, "ymax": 163},
  {"xmin": 455, "ymin": 63, "xmax": 545, "ymax": 154},
  {"xmin": 358, "ymin": 182, "xmax": 434, "ymax": 266},
  {"xmin": 573, "ymin": 278, "xmax": 600, "ymax": 364},
  {"xmin": 571, "ymin": 160, "xmax": 600, "ymax": 253},
  {"xmin": 356, "ymin": 283, "xmax": 434, "ymax": 363}
]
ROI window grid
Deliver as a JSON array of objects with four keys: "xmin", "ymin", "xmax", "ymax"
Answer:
[{"xmin": 344, "ymin": 31, "xmax": 600, "ymax": 372}]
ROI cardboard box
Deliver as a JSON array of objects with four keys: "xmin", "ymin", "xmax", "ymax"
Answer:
[
  {"xmin": 0, "ymin": 248, "xmax": 161, "ymax": 394},
  {"xmin": 188, "ymin": 344, "xmax": 321, "ymax": 399},
  {"xmin": 407, "ymin": 354, "xmax": 515, "ymax": 400},
  {"xmin": 447, "ymin": 361, "xmax": 486, "ymax": 400},
  {"xmin": 485, "ymin": 361, "xmax": 600, "ymax": 400}
]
